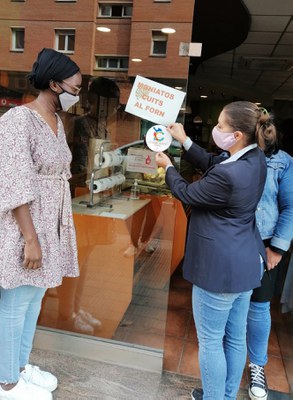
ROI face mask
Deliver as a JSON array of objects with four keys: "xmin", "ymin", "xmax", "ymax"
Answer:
[
  {"xmin": 212, "ymin": 126, "xmax": 237, "ymax": 150},
  {"xmin": 59, "ymin": 92, "xmax": 79, "ymax": 112}
]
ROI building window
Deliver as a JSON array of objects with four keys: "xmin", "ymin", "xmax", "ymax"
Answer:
[
  {"xmin": 99, "ymin": 3, "xmax": 132, "ymax": 18},
  {"xmin": 154, "ymin": 0, "xmax": 171, "ymax": 2},
  {"xmin": 11, "ymin": 1, "xmax": 26, "ymax": 2},
  {"xmin": 151, "ymin": 31, "xmax": 168, "ymax": 56},
  {"xmin": 55, "ymin": 0, "xmax": 77, "ymax": 2},
  {"xmin": 11, "ymin": 28, "xmax": 25, "ymax": 51},
  {"xmin": 96, "ymin": 56, "xmax": 129, "ymax": 71},
  {"xmin": 55, "ymin": 29, "xmax": 75, "ymax": 53}
]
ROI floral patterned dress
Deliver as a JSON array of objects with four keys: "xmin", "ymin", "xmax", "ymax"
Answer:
[{"xmin": 0, "ymin": 106, "xmax": 79, "ymax": 289}]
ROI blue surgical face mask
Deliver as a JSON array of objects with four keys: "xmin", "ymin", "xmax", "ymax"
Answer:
[
  {"xmin": 212, "ymin": 126, "xmax": 237, "ymax": 150},
  {"xmin": 59, "ymin": 91, "xmax": 79, "ymax": 112}
]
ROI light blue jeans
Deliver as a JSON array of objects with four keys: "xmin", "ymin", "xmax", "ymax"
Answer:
[
  {"xmin": 0, "ymin": 285, "xmax": 46, "ymax": 384},
  {"xmin": 247, "ymin": 301, "xmax": 271, "ymax": 366},
  {"xmin": 192, "ymin": 285, "xmax": 252, "ymax": 400}
]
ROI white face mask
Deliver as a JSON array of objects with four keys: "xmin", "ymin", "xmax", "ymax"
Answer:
[
  {"xmin": 59, "ymin": 92, "xmax": 79, "ymax": 112},
  {"xmin": 212, "ymin": 126, "xmax": 237, "ymax": 150}
]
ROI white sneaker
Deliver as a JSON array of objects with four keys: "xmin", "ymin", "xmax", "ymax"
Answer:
[
  {"xmin": 0, "ymin": 377, "xmax": 52, "ymax": 400},
  {"xmin": 20, "ymin": 364, "xmax": 57, "ymax": 392},
  {"xmin": 123, "ymin": 244, "xmax": 137, "ymax": 257},
  {"xmin": 73, "ymin": 312, "xmax": 94, "ymax": 335},
  {"xmin": 248, "ymin": 362, "xmax": 268, "ymax": 400},
  {"xmin": 76, "ymin": 309, "xmax": 102, "ymax": 329}
]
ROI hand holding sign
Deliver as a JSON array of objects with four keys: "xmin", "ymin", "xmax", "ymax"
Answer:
[
  {"xmin": 167, "ymin": 123, "xmax": 188, "ymax": 144},
  {"xmin": 155, "ymin": 152, "xmax": 173, "ymax": 169}
]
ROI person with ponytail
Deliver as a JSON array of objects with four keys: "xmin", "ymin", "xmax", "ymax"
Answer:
[
  {"xmin": 155, "ymin": 101, "xmax": 268, "ymax": 400},
  {"xmin": 0, "ymin": 48, "xmax": 81, "ymax": 400},
  {"xmin": 247, "ymin": 117, "xmax": 293, "ymax": 400}
]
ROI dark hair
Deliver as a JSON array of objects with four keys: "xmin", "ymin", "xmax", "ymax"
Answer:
[
  {"xmin": 257, "ymin": 120, "xmax": 278, "ymax": 156},
  {"xmin": 223, "ymin": 101, "xmax": 270, "ymax": 145},
  {"xmin": 28, "ymin": 48, "xmax": 80, "ymax": 90}
]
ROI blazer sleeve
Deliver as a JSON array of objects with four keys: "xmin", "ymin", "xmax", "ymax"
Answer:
[
  {"xmin": 183, "ymin": 142, "xmax": 229, "ymax": 172},
  {"xmin": 0, "ymin": 108, "xmax": 37, "ymax": 213},
  {"xmin": 166, "ymin": 165, "xmax": 232, "ymax": 209}
]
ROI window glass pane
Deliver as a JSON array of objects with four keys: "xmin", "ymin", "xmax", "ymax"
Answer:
[
  {"xmin": 123, "ymin": 6, "xmax": 133, "ymax": 17},
  {"xmin": 2, "ymin": 2, "xmax": 189, "ymax": 373},
  {"xmin": 120, "ymin": 58, "xmax": 129, "ymax": 68},
  {"xmin": 100, "ymin": 5, "xmax": 111, "ymax": 16},
  {"xmin": 111, "ymin": 5, "xmax": 123, "ymax": 17},
  {"xmin": 97, "ymin": 57, "xmax": 107, "ymax": 68},
  {"xmin": 15, "ymin": 30, "xmax": 24, "ymax": 49},
  {"xmin": 67, "ymin": 35, "xmax": 75, "ymax": 51},
  {"xmin": 58, "ymin": 34, "xmax": 66, "ymax": 51},
  {"xmin": 108, "ymin": 58, "xmax": 118, "ymax": 68},
  {"xmin": 153, "ymin": 40, "xmax": 167, "ymax": 55}
]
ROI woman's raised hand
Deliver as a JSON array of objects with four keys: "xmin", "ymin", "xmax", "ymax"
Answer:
[
  {"xmin": 167, "ymin": 123, "xmax": 187, "ymax": 144},
  {"xmin": 155, "ymin": 152, "xmax": 173, "ymax": 169}
]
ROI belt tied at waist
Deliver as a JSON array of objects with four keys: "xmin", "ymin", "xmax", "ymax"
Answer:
[{"xmin": 37, "ymin": 173, "xmax": 71, "ymax": 226}]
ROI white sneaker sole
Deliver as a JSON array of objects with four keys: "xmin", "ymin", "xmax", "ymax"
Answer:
[
  {"xmin": 248, "ymin": 387, "xmax": 268, "ymax": 400},
  {"xmin": 45, "ymin": 382, "xmax": 58, "ymax": 392}
]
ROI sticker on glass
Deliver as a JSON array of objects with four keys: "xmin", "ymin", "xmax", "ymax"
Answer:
[{"xmin": 145, "ymin": 125, "xmax": 172, "ymax": 152}]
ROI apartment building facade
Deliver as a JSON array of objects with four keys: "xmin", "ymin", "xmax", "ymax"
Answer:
[{"xmin": 0, "ymin": 0, "xmax": 194, "ymax": 111}]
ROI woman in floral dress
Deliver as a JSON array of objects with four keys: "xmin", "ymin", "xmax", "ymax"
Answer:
[{"xmin": 0, "ymin": 48, "xmax": 81, "ymax": 400}]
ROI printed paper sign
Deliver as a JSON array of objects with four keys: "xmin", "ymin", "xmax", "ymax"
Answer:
[
  {"xmin": 126, "ymin": 148, "xmax": 157, "ymax": 174},
  {"xmin": 125, "ymin": 75, "xmax": 186, "ymax": 125}
]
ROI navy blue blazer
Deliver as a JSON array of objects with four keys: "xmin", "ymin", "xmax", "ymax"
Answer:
[{"xmin": 166, "ymin": 143, "xmax": 267, "ymax": 293}]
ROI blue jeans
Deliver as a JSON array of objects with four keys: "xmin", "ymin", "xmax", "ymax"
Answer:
[
  {"xmin": 247, "ymin": 301, "xmax": 271, "ymax": 366},
  {"xmin": 0, "ymin": 285, "xmax": 46, "ymax": 383},
  {"xmin": 192, "ymin": 285, "xmax": 252, "ymax": 400}
]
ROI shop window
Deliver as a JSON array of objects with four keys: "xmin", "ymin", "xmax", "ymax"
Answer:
[
  {"xmin": 11, "ymin": 28, "xmax": 25, "ymax": 51},
  {"xmin": 99, "ymin": 3, "xmax": 132, "ymax": 17},
  {"xmin": 151, "ymin": 30, "xmax": 167, "ymax": 56},
  {"xmin": 55, "ymin": 29, "xmax": 75, "ymax": 53},
  {"xmin": 96, "ymin": 56, "xmax": 129, "ymax": 70}
]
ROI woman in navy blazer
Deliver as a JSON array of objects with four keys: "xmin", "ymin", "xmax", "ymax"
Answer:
[{"xmin": 156, "ymin": 101, "xmax": 268, "ymax": 400}]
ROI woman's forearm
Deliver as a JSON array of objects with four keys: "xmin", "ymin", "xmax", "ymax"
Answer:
[
  {"xmin": 12, "ymin": 203, "xmax": 37, "ymax": 242},
  {"xmin": 12, "ymin": 204, "xmax": 42, "ymax": 269}
]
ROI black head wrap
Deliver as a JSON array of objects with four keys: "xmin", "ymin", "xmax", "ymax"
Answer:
[{"xmin": 28, "ymin": 48, "xmax": 80, "ymax": 90}]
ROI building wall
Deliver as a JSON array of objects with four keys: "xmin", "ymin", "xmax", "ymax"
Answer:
[
  {"xmin": 132, "ymin": 0, "xmax": 194, "ymax": 22},
  {"xmin": 128, "ymin": 21, "xmax": 192, "ymax": 79},
  {"xmin": 128, "ymin": 0, "xmax": 194, "ymax": 78},
  {"xmin": 0, "ymin": 0, "xmax": 97, "ymax": 74},
  {"xmin": 0, "ymin": 0, "xmax": 194, "ymax": 79}
]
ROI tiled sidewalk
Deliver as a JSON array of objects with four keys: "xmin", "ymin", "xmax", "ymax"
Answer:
[{"xmin": 31, "ymin": 348, "xmax": 291, "ymax": 399}]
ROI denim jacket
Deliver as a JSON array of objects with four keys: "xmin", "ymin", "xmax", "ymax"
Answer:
[{"xmin": 255, "ymin": 150, "xmax": 293, "ymax": 251}]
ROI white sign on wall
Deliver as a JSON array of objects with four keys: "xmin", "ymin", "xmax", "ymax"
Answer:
[
  {"xmin": 125, "ymin": 75, "xmax": 186, "ymax": 126},
  {"xmin": 126, "ymin": 148, "xmax": 157, "ymax": 174}
]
